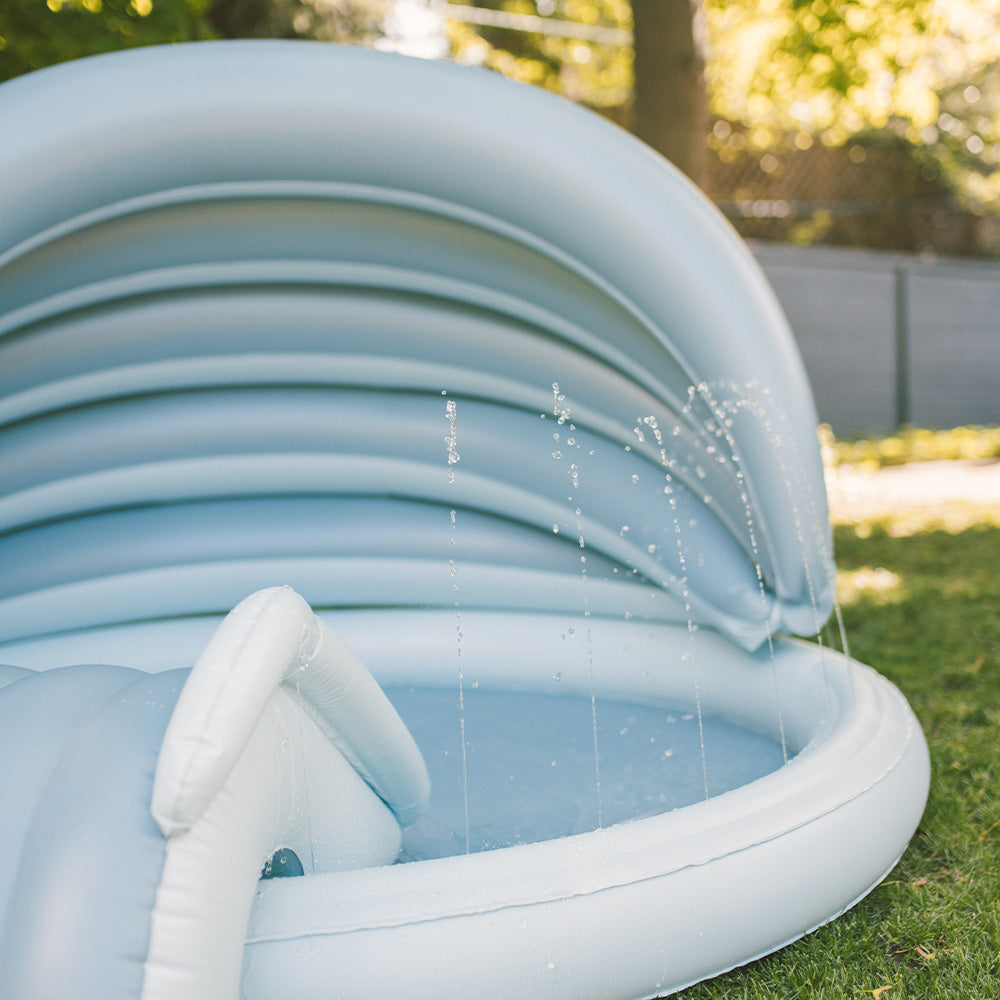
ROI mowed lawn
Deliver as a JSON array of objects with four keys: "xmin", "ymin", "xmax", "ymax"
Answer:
[{"xmin": 675, "ymin": 435, "xmax": 1000, "ymax": 1000}]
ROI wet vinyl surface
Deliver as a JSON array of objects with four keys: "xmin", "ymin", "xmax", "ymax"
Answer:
[{"xmin": 387, "ymin": 686, "xmax": 786, "ymax": 860}]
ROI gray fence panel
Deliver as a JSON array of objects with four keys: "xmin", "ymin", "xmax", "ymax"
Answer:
[
  {"xmin": 753, "ymin": 245, "xmax": 898, "ymax": 433},
  {"xmin": 908, "ymin": 265, "xmax": 1000, "ymax": 429},
  {"xmin": 753, "ymin": 243, "xmax": 1000, "ymax": 434}
]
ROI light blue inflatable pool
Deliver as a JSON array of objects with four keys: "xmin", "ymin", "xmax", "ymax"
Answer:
[{"xmin": 0, "ymin": 41, "xmax": 928, "ymax": 1000}]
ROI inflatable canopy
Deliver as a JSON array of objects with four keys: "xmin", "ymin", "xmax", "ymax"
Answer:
[{"xmin": 0, "ymin": 41, "xmax": 928, "ymax": 1000}]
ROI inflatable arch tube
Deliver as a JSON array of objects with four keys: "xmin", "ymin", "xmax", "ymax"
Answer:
[{"xmin": 0, "ymin": 40, "xmax": 833, "ymax": 649}]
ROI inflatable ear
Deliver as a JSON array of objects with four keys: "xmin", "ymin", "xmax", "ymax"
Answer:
[
  {"xmin": 0, "ymin": 588, "xmax": 429, "ymax": 1000},
  {"xmin": 145, "ymin": 586, "xmax": 430, "ymax": 1000},
  {"xmin": 151, "ymin": 585, "xmax": 430, "ymax": 836}
]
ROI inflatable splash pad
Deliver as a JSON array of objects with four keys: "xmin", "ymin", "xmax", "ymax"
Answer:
[{"xmin": 0, "ymin": 42, "xmax": 928, "ymax": 1000}]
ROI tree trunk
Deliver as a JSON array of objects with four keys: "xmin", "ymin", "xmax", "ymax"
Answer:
[{"xmin": 631, "ymin": 0, "xmax": 708, "ymax": 186}]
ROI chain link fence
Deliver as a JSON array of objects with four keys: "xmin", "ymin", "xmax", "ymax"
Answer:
[{"xmin": 703, "ymin": 129, "xmax": 1000, "ymax": 260}]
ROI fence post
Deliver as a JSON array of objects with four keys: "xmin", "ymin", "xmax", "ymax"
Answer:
[{"xmin": 893, "ymin": 263, "xmax": 911, "ymax": 428}]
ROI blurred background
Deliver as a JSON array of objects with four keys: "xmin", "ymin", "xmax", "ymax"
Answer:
[{"xmin": 2, "ymin": 0, "xmax": 998, "ymax": 433}]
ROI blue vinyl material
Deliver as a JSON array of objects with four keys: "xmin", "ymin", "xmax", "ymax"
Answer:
[{"xmin": 0, "ymin": 41, "xmax": 927, "ymax": 1000}]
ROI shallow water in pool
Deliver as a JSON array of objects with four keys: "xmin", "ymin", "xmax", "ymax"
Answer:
[{"xmin": 386, "ymin": 685, "xmax": 786, "ymax": 861}]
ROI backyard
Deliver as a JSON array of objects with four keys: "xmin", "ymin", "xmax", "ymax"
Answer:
[{"xmin": 0, "ymin": 9, "xmax": 996, "ymax": 991}]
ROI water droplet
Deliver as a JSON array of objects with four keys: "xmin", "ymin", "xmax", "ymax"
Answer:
[
  {"xmin": 631, "ymin": 474, "xmax": 639, "ymax": 484},
  {"xmin": 567, "ymin": 627, "xmax": 575, "ymax": 636},
  {"xmin": 646, "ymin": 543, "xmax": 657, "ymax": 554},
  {"xmin": 619, "ymin": 524, "xmax": 630, "ymax": 535},
  {"xmin": 553, "ymin": 671, "xmax": 562, "ymax": 681},
  {"xmin": 552, "ymin": 524, "xmax": 560, "ymax": 534},
  {"xmin": 552, "ymin": 450, "xmax": 562, "ymax": 459},
  {"xmin": 444, "ymin": 400, "xmax": 460, "ymax": 469}
]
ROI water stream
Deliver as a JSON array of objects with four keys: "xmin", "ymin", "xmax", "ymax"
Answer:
[{"xmin": 420, "ymin": 376, "xmax": 836, "ymax": 861}]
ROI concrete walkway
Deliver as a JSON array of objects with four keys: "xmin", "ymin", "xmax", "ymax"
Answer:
[{"xmin": 825, "ymin": 458, "xmax": 1000, "ymax": 522}]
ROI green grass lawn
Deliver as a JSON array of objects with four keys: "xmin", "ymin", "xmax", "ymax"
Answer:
[
  {"xmin": 820, "ymin": 424, "xmax": 1000, "ymax": 472},
  {"xmin": 674, "ymin": 441, "xmax": 1000, "ymax": 999}
]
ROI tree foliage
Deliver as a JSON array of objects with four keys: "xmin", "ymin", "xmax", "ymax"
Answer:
[
  {"xmin": 445, "ymin": 0, "xmax": 1000, "ymax": 211},
  {"xmin": 0, "ymin": 0, "xmax": 211, "ymax": 80},
  {"xmin": 446, "ymin": 0, "xmax": 632, "ymax": 116},
  {"xmin": 0, "ymin": 0, "xmax": 393, "ymax": 83},
  {"xmin": 204, "ymin": 0, "xmax": 390, "ymax": 44},
  {"xmin": 3, "ymin": 0, "xmax": 997, "ymax": 216},
  {"xmin": 705, "ymin": 0, "xmax": 1000, "ymax": 207}
]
